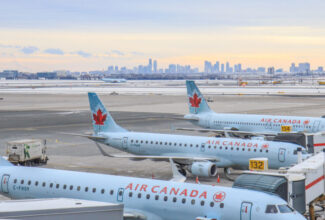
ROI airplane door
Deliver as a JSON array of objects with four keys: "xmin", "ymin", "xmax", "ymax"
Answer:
[
  {"xmin": 265, "ymin": 122, "xmax": 272, "ymax": 130},
  {"xmin": 1, "ymin": 174, "xmax": 10, "ymax": 193},
  {"xmin": 240, "ymin": 202, "xmax": 252, "ymax": 220},
  {"xmin": 201, "ymin": 143, "xmax": 205, "ymax": 152},
  {"xmin": 117, "ymin": 188, "xmax": 124, "ymax": 202},
  {"xmin": 312, "ymin": 120, "xmax": 321, "ymax": 132},
  {"xmin": 278, "ymin": 148, "xmax": 286, "ymax": 162},
  {"xmin": 122, "ymin": 137, "xmax": 128, "ymax": 150}
]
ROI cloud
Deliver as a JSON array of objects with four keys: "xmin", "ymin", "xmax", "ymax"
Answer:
[
  {"xmin": 111, "ymin": 50, "xmax": 124, "ymax": 56},
  {"xmin": 0, "ymin": 44, "xmax": 21, "ymax": 49},
  {"xmin": 74, "ymin": 50, "xmax": 92, "ymax": 58},
  {"xmin": 21, "ymin": 46, "xmax": 38, "ymax": 54},
  {"xmin": 44, "ymin": 48, "xmax": 64, "ymax": 55}
]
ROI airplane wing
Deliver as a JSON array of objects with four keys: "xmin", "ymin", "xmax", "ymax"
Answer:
[
  {"xmin": 124, "ymin": 210, "xmax": 163, "ymax": 220},
  {"xmin": 175, "ymin": 127, "xmax": 278, "ymax": 136},
  {"xmin": 61, "ymin": 132, "xmax": 107, "ymax": 141},
  {"xmin": 94, "ymin": 142, "xmax": 219, "ymax": 161}
]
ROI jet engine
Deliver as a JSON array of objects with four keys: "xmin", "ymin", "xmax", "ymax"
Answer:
[{"xmin": 188, "ymin": 162, "xmax": 218, "ymax": 177}]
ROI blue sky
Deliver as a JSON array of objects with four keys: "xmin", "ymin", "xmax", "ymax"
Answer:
[{"xmin": 0, "ymin": 0, "xmax": 325, "ymax": 72}]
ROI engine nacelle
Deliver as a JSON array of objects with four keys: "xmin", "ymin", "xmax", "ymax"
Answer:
[{"xmin": 189, "ymin": 162, "xmax": 218, "ymax": 177}]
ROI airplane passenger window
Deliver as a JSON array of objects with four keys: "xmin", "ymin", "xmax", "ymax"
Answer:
[
  {"xmin": 208, "ymin": 145, "xmax": 211, "ymax": 149},
  {"xmin": 146, "ymin": 141, "xmax": 148, "ymax": 144},
  {"xmin": 190, "ymin": 144, "xmax": 193, "ymax": 147},
  {"xmin": 131, "ymin": 140, "xmax": 133, "ymax": 143},
  {"xmin": 160, "ymin": 142, "xmax": 162, "ymax": 145},
  {"xmin": 236, "ymin": 148, "xmax": 239, "ymax": 150},
  {"xmin": 220, "ymin": 147, "xmax": 222, "ymax": 150},
  {"xmin": 242, "ymin": 148, "xmax": 245, "ymax": 151},
  {"xmin": 179, "ymin": 143, "xmax": 182, "ymax": 146},
  {"xmin": 278, "ymin": 205, "xmax": 294, "ymax": 213},
  {"xmin": 185, "ymin": 144, "xmax": 187, "ymax": 147},
  {"xmin": 151, "ymin": 141, "xmax": 153, "ymax": 144},
  {"xmin": 265, "ymin": 205, "xmax": 278, "ymax": 213},
  {"xmin": 266, "ymin": 150, "xmax": 269, "ymax": 153},
  {"xmin": 225, "ymin": 147, "xmax": 228, "ymax": 150},
  {"xmin": 146, "ymin": 194, "xmax": 150, "ymax": 199},
  {"xmin": 260, "ymin": 149, "xmax": 263, "ymax": 152},
  {"xmin": 85, "ymin": 187, "xmax": 88, "ymax": 192},
  {"xmin": 191, "ymin": 199, "xmax": 195, "ymax": 205},
  {"xmin": 210, "ymin": 202, "xmax": 214, "ymax": 207},
  {"xmin": 136, "ymin": 140, "xmax": 138, "ymax": 143},
  {"xmin": 165, "ymin": 142, "xmax": 167, "ymax": 145},
  {"xmin": 173, "ymin": 197, "xmax": 177, "ymax": 202},
  {"xmin": 231, "ymin": 147, "xmax": 233, "ymax": 150},
  {"xmin": 50, "ymin": 183, "xmax": 53, "ymax": 188},
  {"xmin": 254, "ymin": 149, "xmax": 257, "ymax": 152},
  {"xmin": 182, "ymin": 198, "xmax": 186, "ymax": 204},
  {"xmin": 28, "ymin": 180, "xmax": 31, "ymax": 185},
  {"xmin": 155, "ymin": 195, "xmax": 159, "ymax": 200},
  {"xmin": 169, "ymin": 142, "xmax": 172, "ymax": 145},
  {"xmin": 200, "ymin": 201, "xmax": 205, "ymax": 206},
  {"xmin": 92, "ymin": 188, "xmax": 96, "ymax": 193},
  {"xmin": 101, "ymin": 189, "xmax": 105, "ymax": 194},
  {"xmin": 141, "ymin": 141, "xmax": 143, "ymax": 143},
  {"xmin": 164, "ymin": 196, "xmax": 168, "ymax": 201},
  {"xmin": 220, "ymin": 203, "xmax": 224, "ymax": 208},
  {"xmin": 35, "ymin": 181, "xmax": 39, "ymax": 186},
  {"xmin": 174, "ymin": 143, "xmax": 177, "ymax": 146},
  {"xmin": 42, "ymin": 182, "xmax": 46, "ymax": 187},
  {"xmin": 129, "ymin": 192, "xmax": 132, "ymax": 197},
  {"xmin": 63, "ymin": 184, "xmax": 67, "ymax": 189},
  {"xmin": 110, "ymin": 190, "xmax": 114, "ymax": 195},
  {"xmin": 70, "ymin": 185, "xmax": 73, "ymax": 190},
  {"xmin": 214, "ymin": 146, "xmax": 216, "ymax": 149},
  {"xmin": 196, "ymin": 145, "xmax": 199, "ymax": 147},
  {"xmin": 248, "ymin": 149, "xmax": 251, "ymax": 152},
  {"xmin": 21, "ymin": 180, "xmax": 24, "ymax": 184},
  {"xmin": 14, "ymin": 179, "xmax": 17, "ymax": 184},
  {"xmin": 56, "ymin": 184, "xmax": 60, "ymax": 189},
  {"xmin": 77, "ymin": 186, "xmax": 81, "ymax": 191},
  {"xmin": 156, "ymin": 141, "xmax": 158, "ymax": 144},
  {"xmin": 138, "ymin": 193, "xmax": 142, "ymax": 198}
]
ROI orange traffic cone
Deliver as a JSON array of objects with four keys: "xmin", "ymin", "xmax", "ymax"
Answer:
[
  {"xmin": 195, "ymin": 176, "xmax": 200, "ymax": 184},
  {"xmin": 152, "ymin": 173, "xmax": 155, "ymax": 179},
  {"xmin": 217, "ymin": 175, "xmax": 220, "ymax": 183}
]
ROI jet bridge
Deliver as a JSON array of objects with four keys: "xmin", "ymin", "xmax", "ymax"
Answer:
[{"xmin": 233, "ymin": 150, "xmax": 325, "ymax": 219}]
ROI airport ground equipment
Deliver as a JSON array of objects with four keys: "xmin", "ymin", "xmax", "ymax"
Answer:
[
  {"xmin": 6, "ymin": 139, "xmax": 48, "ymax": 166},
  {"xmin": 233, "ymin": 150, "xmax": 325, "ymax": 219},
  {"xmin": 0, "ymin": 198, "xmax": 123, "ymax": 220}
]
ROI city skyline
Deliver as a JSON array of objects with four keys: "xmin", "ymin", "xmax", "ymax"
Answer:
[{"xmin": 1, "ymin": 1, "xmax": 325, "ymax": 72}]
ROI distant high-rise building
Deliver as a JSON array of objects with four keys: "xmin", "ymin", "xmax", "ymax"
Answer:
[
  {"xmin": 213, "ymin": 61, "xmax": 220, "ymax": 73},
  {"xmin": 148, "ymin": 58, "xmax": 152, "ymax": 73},
  {"xmin": 114, "ymin": 66, "xmax": 119, "ymax": 73},
  {"xmin": 267, "ymin": 67, "xmax": 275, "ymax": 74},
  {"xmin": 153, "ymin": 60, "xmax": 157, "ymax": 73},
  {"xmin": 221, "ymin": 64, "xmax": 224, "ymax": 73},
  {"xmin": 298, "ymin": 62, "xmax": 310, "ymax": 74},
  {"xmin": 237, "ymin": 64, "xmax": 242, "ymax": 72},
  {"xmin": 107, "ymin": 66, "xmax": 114, "ymax": 73},
  {"xmin": 169, "ymin": 64, "xmax": 177, "ymax": 73},
  {"xmin": 226, "ymin": 62, "xmax": 230, "ymax": 73},
  {"xmin": 290, "ymin": 63, "xmax": 297, "ymax": 73},
  {"xmin": 317, "ymin": 66, "xmax": 324, "ymax": 72},
  {"xmin": 204, "ymin": 61, "xmax": 212, "ymax": 73},
  {"xmin": 257, "ymin": 67, "xmax": 266, "ymax": 73}
]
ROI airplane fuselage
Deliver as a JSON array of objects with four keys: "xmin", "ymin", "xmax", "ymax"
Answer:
[
  {"xmin": 99, "ymin": 131, "xmax": 304, "ymax": 169},
  {"xmin": 188, "ymin": 112, "xmax": 325, "ymax": 134},
  {"xmin": 0, "ymin": 165, "xmax": 305, "ymax": 220}
]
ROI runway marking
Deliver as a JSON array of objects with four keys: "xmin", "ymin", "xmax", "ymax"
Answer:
[{"xmin": 0, "ymin": 123, "xmax": 90, "ymax": 132}]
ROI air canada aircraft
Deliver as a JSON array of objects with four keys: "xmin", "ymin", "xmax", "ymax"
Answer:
[
  {"xmin": 79, "ymin": 93, "xmax": 308, "ymax": 178},
  {"xmin": 101, "ymin": 78, "xmax": 127, "ymax": 83},
  {"xmin": 182, "ymin": 80, "xmax": 325, "ymax": 136},
  {"xmin": 0, "ymin": 157, "xmax": 306, "ymax": 220}
]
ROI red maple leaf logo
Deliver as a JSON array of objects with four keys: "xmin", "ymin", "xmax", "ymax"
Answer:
[
  {"xmin": 303, "ymin": 120, "xmax": 310, "ymax": 125},
  {"xmin": 93, "ymin": 109, "xmax": 107, "ymax": 125},
  {"xmin": 189, "ymin": 93, "xmax": 201, "ymax": 108},
  {"xmin": 213, "ymin": 191, "xmax": 226, "ymax": 202}
]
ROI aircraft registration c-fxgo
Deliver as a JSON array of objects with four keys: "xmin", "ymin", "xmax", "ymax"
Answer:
[
  {"xmin": 0, "ymin": 157, "xmax": 306, "ymax": 220},
  {"xmin": 73, "ymin": 93, "xmax": 310, "ymax": 178}
]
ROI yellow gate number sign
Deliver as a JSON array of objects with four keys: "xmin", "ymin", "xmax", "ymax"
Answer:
[
  {"xmin": 281, "ymin": 125, "xmax": 292, "ymax": 133},
  {"xmin": 249, "ymin": 159, "xmax": 268, "ymax": 171}
]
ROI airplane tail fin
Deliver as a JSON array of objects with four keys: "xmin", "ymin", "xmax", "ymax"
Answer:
[
  {"xmin": 0, "ymin": 157, "xmax": 14, "ymax": 166},
  {"xmin": 186, "ymin": 80, "xmax": 212, "ymax": 114},
  {"xmin": 88, "ymin": 93, "xmax": 127, "ymax": 134}
]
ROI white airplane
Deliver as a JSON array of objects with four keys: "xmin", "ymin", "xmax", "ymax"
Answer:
[
  {"xmin": 101, "ymin": 78, "xmax": 127, "ymax": 83},
  {"xmin": 0, "ymin": 157, "xmax": 306, "ymax": 220},
  {"xmin": 78, "ymin": 92, "xmax": 309, "ymax": 178},
  {"xmin": 182, "ymin": 80, "xmax": 325, "ymax": 136}
]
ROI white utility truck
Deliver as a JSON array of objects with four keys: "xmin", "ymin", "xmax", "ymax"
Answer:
[{"xmin": 6, "ymin": 139, "xmax": 48, "ymax": 166}]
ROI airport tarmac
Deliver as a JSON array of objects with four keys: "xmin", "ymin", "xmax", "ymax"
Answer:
[{"xmin": 1, "ymin": 81, "xmax": 325, "ymax": 202}]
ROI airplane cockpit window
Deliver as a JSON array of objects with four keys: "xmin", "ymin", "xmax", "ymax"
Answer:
[
  {"xmin": 265, "ymin": 205, "xmax": 278, "ymax": 213},
  {"xmin": 278, "ymin": 205, "xmax": 294, "ymax": 213}
]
